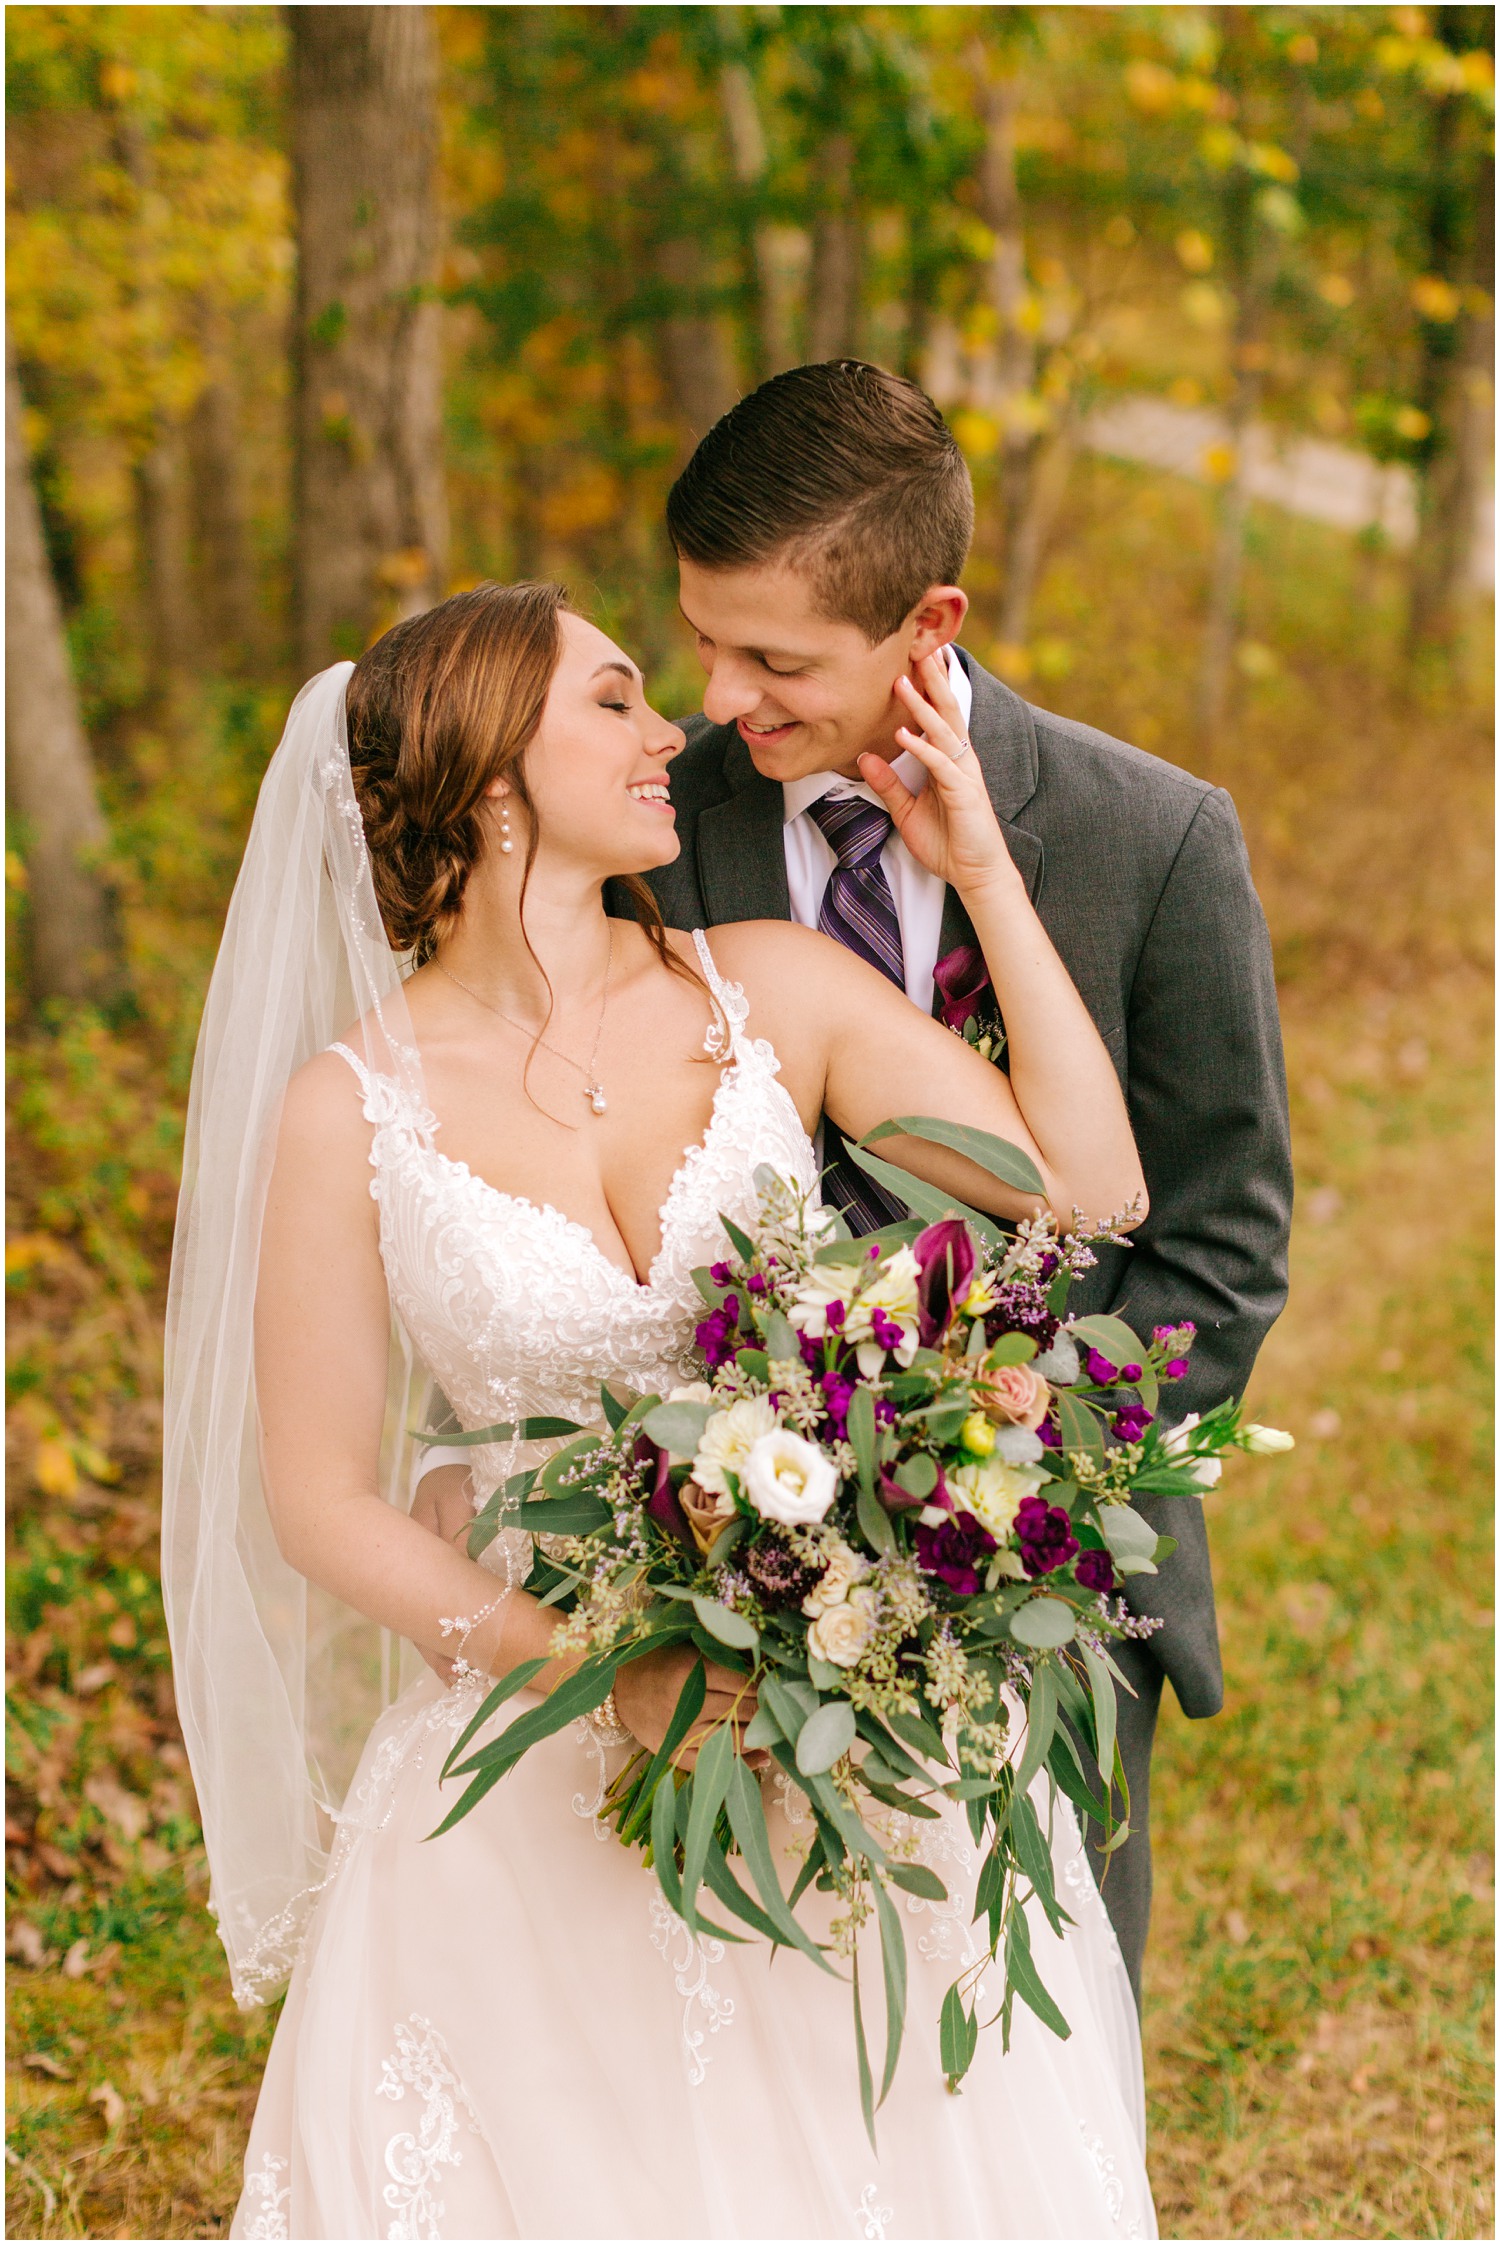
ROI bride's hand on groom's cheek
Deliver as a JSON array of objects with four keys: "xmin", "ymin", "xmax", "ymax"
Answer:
[
  {"xmin": 614, "ymin": 1643, "xmax": 770, "ymax": 1772},
  {"xmin": 861, "ymin": 650, "xmax": 1018, "ymax": 902}
]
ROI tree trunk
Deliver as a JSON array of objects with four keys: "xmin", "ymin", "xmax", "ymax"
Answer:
[
  {"xmin": 973, "ymin": 55, "xmax": 1052, "ymax": 652},
  {"xmin": 718, "ymin": 54, "xmax": 801, "ymax": 380},
  {"xmin": 656, "ymin": 236, "xmax": 739, "ymax": 439},
  {"xmin": 1407, "ymin": 9, "xmax": 1494, "ymax": 656},
  {"xmin": 6, "ymin": 343, "xmax": 126, "ymax": 1011},
  {"xmin": 134, "ymin": 426, "xmax": 198, "ymax": 695},
  {"xmin": 807, "ymin": 135, "xmax": 861, "ymax": 361},
  {"xmin": 1196, "ymin": 12, "xmax": 1263, "ymax": 741},
  {"xmin": 289, "ymin": 3, "xmax": 447, "ymax": 675},
  {"xmin": 188, "ymin": 368, "xmax": 257, "ymax": 670}
]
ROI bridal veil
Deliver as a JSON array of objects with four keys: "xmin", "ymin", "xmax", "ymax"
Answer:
[{"xmin": 162, "ymin": 663, "xmax": 433, "ymax": 2006}]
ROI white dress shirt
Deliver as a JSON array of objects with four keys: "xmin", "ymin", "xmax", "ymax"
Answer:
[{"xmin": 781, "ymin": 645, "xmax": 973, "ymax": 1018}]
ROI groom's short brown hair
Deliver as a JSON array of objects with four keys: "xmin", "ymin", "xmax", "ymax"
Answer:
[{"xmin": 665, "ymin": 360, "xmax": 974, "ymax": 645}]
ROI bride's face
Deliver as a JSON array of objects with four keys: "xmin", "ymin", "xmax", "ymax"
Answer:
[{"xmin": 513, "ymin": 613, "xmax": 685, "ymax": 879}]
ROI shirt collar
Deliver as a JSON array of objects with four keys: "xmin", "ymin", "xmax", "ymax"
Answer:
[{"xmin": 782, "ymin": 644, "xmax": 974, "ymax": 827}]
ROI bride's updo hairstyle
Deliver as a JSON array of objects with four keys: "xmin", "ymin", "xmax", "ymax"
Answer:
[{"xmin": 345, "ymin": 580, "xmax": 685, "ymax": 978}]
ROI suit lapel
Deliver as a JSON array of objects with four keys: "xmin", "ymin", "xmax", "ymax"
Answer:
[{"xmin": 695, "ymin": 730, "xmax": 791, "ymax": 924}]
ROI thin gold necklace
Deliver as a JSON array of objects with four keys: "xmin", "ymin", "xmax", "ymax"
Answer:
[{"xmin": 435, "ymin": 925, "xmax": 614, "ymax": 1114}]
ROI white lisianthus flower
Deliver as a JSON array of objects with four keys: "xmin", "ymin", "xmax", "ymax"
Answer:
[
  {"xmin": 692, "ymin": 1396, "xmax": 779, "ymax": 1497},
  {"xmin": 801, "ymin": 1538, "xmax": 868, "ymax": 1618},
  {"xmin": 1243, "ymin": 1423, "xmax": 1296, "ymax": 1455},
  {"xmin": 948, "ymin": 1456, "xmax": 1045, "ymax": 1541},
  {"xmin": 667, "ymin": 1381, "xmax": 714, "ymax": 1406},
  {"xmin": 742, "ymin": 1429, "xmax": 838, "ymax": 1526},
  {"xmin": 807, "ymin": 1585, "xmax": 880, "ymax": 1668},
  {"xmin": 789, "ymin": 1246, "xmax": 922, "ymax": 1376},
  {"xmin": 1162, "ymin": 1413, "xmax": 1223, "ymax": 1488}
]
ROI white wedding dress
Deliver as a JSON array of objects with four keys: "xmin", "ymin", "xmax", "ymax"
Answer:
[{"xmin": 231, "ymin": 933, "xmax": 1156, "ymax": 2243}]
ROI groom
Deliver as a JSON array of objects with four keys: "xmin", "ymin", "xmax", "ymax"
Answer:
[{"xmin": 637, "ymin": 359, "xmax": 1293, "ymax": 2003}]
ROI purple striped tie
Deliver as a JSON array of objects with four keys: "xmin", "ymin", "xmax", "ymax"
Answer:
[{"xmin": 807, "ymin": 793, "xmax": 911, "ymax": 1232}]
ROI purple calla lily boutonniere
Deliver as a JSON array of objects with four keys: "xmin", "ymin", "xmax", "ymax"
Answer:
[{"xmin": 934, "ymin": 942, "xmax": 1006, "ymax": 1066}]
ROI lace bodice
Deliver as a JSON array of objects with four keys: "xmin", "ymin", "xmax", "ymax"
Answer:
[{"xmin": 330, "ymin": 931, "xmax": 818, "ymax": 1480}]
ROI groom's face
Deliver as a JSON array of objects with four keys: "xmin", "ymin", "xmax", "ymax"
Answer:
[{"xmin": 679, "ymin": 556, "xmax": 966, "ymax": 784}]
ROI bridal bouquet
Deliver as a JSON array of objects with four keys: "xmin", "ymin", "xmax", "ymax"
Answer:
[{"xmin": 428, "ymin": 1120, "xmax": 1289, "ymax": 2133}]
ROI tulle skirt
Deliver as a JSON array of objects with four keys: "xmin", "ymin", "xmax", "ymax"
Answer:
[{"xmin": 230, "ymin": 1672, "xmax": 1156, "ymax": 2241}]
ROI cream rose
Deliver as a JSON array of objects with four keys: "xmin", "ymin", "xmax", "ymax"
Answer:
[
  {"xmin": 679, "ymin": 1477, "xmax": 738, "ymax": 1556},
  {"xmin": 806, "ymin": 1585, "xmax": 879, "ymax": 1669},
  {"xmin": 667, "ymin": 1381, "xmax": 714, "ymax": 1406},
  {"xmin": 742, "ymin": 1429, "xmax": 838, "ymax": 1527},
  {"xmin": 976, "ymin": 1361, "xmax": 1051, "ymax": 1429},
  {"xmin": 948, "ymin": 1455, "xmax": 1044, "ymax": 1541},
  {"xmin": 692, "ymin": 1396, "xmax": 779, "ymax": 1497},
  {"xmin": 801, "ymin": 1537, "xmax": 868, "ymax": 1618}
]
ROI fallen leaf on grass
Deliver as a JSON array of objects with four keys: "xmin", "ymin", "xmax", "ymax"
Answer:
[
  {"xmin": 23, "ymin": 2052, "xmax": 73, "ymax": 2080},
  {"xmin": 62, "ymin": 1937, "xmax": 91, "ymax": 1978},
  {"xmin": 83, "ymin": 1773, "xmax": 151, "ymax": 1840},
  {"xmin": 6, "ymin": 1919, "xmax": 50, "ymax": 1967},
  {"xmin": 88, "ymin": 2079, "xmax": 126, "ymax": 2128}
]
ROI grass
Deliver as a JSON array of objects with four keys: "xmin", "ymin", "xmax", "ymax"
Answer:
[{"xmin": 6, "ymin": 462, "xmax": 1492, "ymax": 2239}]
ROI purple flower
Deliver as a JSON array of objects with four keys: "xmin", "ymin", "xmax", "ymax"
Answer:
[
  {"xmin": 820, "ymin": 1372, "xmax": 854, "ymax": 1437},
  {"xmin": 746, "ymin": 1273, "xmax": 768, "ymax": 1297},
  {"xmin": 1036, "ymin": 1418, "xmax": 1061, "ymax": 1449},
  {"xmin": 635, "ymin": 1435, "xmax": 690, "ymax": 1543},
  {"xmin": 824, "ymin": 1300, "xmax": 846, "ymax": 1333},
  {"xmin": 1076, "ymin": 1547, "xmax": 1116, "ymax": 1595},
  {"xmin": 914, "ymin": 1508, "xmax": 997, "ymax": 1595},
  {"xmin": 799, "ymin": 1331, "xmax": 823, "ymax": 1371},
  {"xmin": 869, "ymin": 1307, "xmax": 906, "ymax": 1353},
  {"xmin": 695, "ymin": 1294, "xmax": 742, "ymax": 1369},
  {"xmin": 1014, "ymin": 1494, "xmax": 1080, "ymax": 1578},
  {"xmin": 1120, "ymin": 1364, "xmax": 1143, "ymax": 1384},
  {"xmin": 1166, "ymin": 1358, "xmax": 1189, "ymax": 1382},
  {"xmin": 984, "ymin": 1283, "xmax": 1059, "ymax": 1353},
  {"xmin": 913, "ymin": 1217, "xmax": 977, "ymax": 1347},
  {"xmin": 1084, "ymin": 1347, "xmax": 1119, "ymax": 1386},
  {"xmin": 933, "ymin": 943, "xmax": 993, "ymax": 1034},
  {"xmin": 1112, "ymin": 1403, "xmax": 1155, "ymax": 1443},
  {"xmin": 875, "ymin": 1397, "xmax": 898, "ymax": 1426},
  {"xmin": 710, "ymin": 1261, "xmax": 733, "ymax": 1286}
]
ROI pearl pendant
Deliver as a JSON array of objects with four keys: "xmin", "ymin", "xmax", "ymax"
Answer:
[{"xmin": 587, "ymin": 1084, "xmax": 607, "ymax": 1115}]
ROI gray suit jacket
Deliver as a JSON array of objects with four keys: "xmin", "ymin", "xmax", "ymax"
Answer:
[{"xmin": 621, "ymin": 648, "xmax": 1293, "ymax": 1720}]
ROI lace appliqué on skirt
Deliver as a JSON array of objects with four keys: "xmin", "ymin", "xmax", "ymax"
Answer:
[
  {"xmin": 854, "ymin": 2178, "xmax": 894, "ymax": 2239},
  {"xmin": 647, "ymin": 1890, "xmax": 735, "ymax": 2084},
  {"xmin": 376, "ymin": 2014, "xmax": 484, "ymax": 2240},
  {"xmin": 239, "ymin": 2151, "xmax": 291, "ymax": 2239}
]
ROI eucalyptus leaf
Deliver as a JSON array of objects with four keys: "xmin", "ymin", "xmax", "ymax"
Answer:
[
  {"xmin": 871, "ymin": 1875, "xmax": 908, "ymax": 2105},
  {"xmin": 1032, "ymin": 1332, "xmax": 1080, "ymax": 1385},
  {"xmin": 991, "ymin": 1423, "xmax": 1046, "ymax": 1466},
  {"xmin": 411, "ymin": 1414, "xmax": 582, "ymax": 1447},
  {"xmin": 844, "ymin": 1141, "xmax": 1003, "ymax": 1246},
  {"xmin": 1079, "ymin": 1641, "xmax": 1117, "ymax": 1790},
  {"xmin": 1098, "ymin": 1504, "xmax": 1161, "ymax": 1574},
  {"xmin": 689, "ymin": 1596, "xmax": 760, "ymax": 1654},
  {"xmin": 861, "ymin": 1116, "xmax": 1046, "ymax": 1199},
  {"xmin": 1067, "ymin": 1314, "xmax": 1146, "ymax": 1372},
  {"xmin": 984, "ymin": 1332, "xmax": 1039, "ymax": 1368},
  {"xmin": 1009, "ymin": 1596, "xmax": 1077, "ymax": 1650},
  {"xmin": 680, "ymin": 1725, "xmax": 734, "ymax": 1932},
  {"xmin": 894, "ymin": 1452, "xmax": 938, "ymax": 1499},
  {"xmin": 762, "ymin": 1310, "xmax": 800, "ymax": 1364},
  {"xmin": 796, "ymin": 1698, "xmax": 858, "ymax": 1776},
  {"xmin": 886, "ymin": 1861, "xmax": 948, "ymax": 1901},
  {"xmin": 642, "ymin": 1400, "xmax": 712, "ymax": 1462},
  {"xmin": 1005, "ymin": 1905, "xmax": 1071, "ymax": 2041}
]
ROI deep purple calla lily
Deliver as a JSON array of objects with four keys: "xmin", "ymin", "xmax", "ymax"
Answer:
[
  {"xmin": 636, "ymin": 1434, "xmax": 690, "ymax": 1542},
  {"xmin": 933, "ymin": 943, "xmax": 992, "ymax": 1033},
  {"xmin": 914, "ymin": 1217, "xmax": 976, "ymax": 1347},
  {"xmin": 878, "ymin": 1461, "xmax": 948, "ymax": 1514}
]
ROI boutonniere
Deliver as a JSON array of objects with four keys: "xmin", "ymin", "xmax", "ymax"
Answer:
[{"xmin": 934, "ymin": 942, "xmax": 1006, "ymax": 1066}]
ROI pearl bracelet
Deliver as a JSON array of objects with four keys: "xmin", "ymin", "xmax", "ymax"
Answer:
[{"xmin": 589, "ymin": 1688, "xmax": 631, "ymax": 1746}]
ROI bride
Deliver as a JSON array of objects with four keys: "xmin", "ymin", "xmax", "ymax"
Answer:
[{"xmin": 164, "ymin": 579, "xmax": 1157, "ymax": 2241}]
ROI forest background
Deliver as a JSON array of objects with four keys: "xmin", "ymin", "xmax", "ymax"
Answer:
[{"xmin": 4, "ymin": 5, "xmax": 1493, "ymax": 2239}]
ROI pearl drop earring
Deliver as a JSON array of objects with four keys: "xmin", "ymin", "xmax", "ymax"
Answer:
[{"xmin": 499, "ymin": 799, "xmax": 514, "ymax": 855}]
